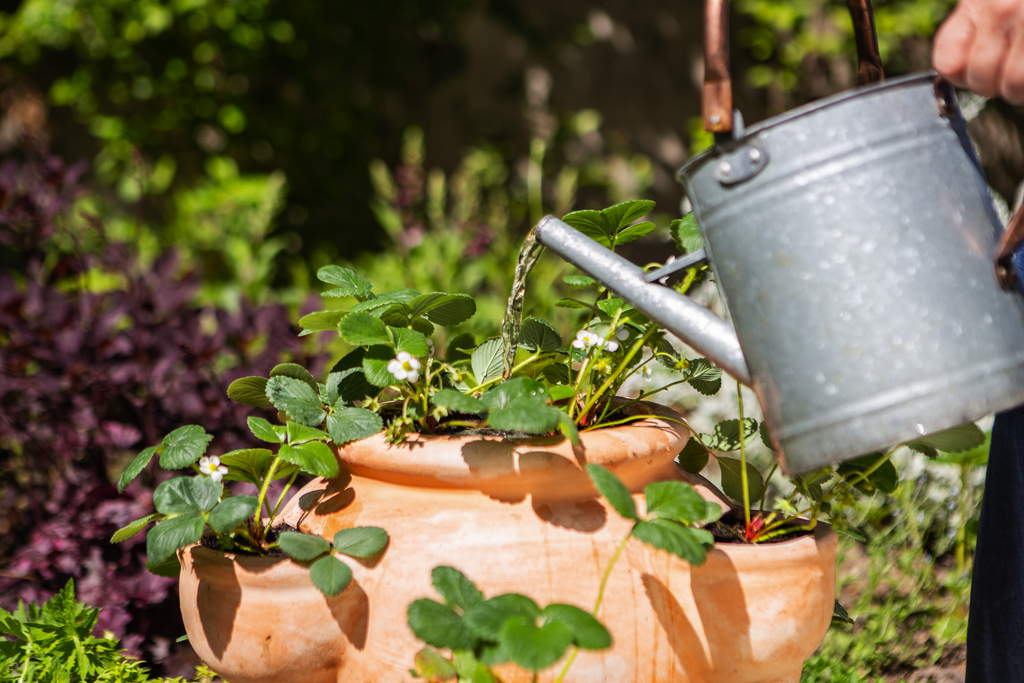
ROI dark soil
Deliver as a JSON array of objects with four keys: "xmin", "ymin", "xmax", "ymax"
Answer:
[
  {"xmin": 708, "ymin": 508, "xmax": 815, "ymax": 544},
  {"xmin": 200, "ymin": 523, "xmax": 299, "ymax": 557}
]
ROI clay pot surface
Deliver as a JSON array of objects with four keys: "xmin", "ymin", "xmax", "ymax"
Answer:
[{"xmin": 181, "ymin": 404, "xmax": 836, "ymax": 683}]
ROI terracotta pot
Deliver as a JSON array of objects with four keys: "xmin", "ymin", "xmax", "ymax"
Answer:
[{"xmin": 179, "ymin": 403, "xmax": 837, "ymax": 683}]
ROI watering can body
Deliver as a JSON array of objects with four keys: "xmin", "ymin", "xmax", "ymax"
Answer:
[{"xmin": 536, "ymin": 73, "xmax": 1024, "ymax": 475}]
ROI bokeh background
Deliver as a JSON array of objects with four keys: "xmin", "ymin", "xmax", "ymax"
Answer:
[{"xmin": 1, "ymin": 0, "xmax": 1022, "ymax": 680}]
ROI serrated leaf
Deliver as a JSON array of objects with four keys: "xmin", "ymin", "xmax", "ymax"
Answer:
[
  {"xmin": 278, "ymin": 531, "xmax": 331, "ymax": 561},
  {"xmin": 220, "ymin": 448, "xmax": 298, "ymax": 484},
  {"xmin": 326, "ymin": 367, "xmax": 375, "ymax": 404},
  {"xmin": 563, "ymin": 274, "xmax": 597, "ymax": 288},
  {"xmin": 585, "ymin": 464, "xmax": 637, "ymax": 520},
  {"xmin": 362, "ymin": 345, "xmax": 398, "ymax": 387},
  {"xmin": 111, "ymin": 514, "xmax": 159, "ymax": 543},
  {"xmin": 614, "ymin": 221, "xmax": 655, "ymax": 245},
  {"xmin": 391, "ymin": 327, "xmax": 429, "ymax": 357},
  {"xmin": 632, "ymin": 518, "xmax": 712, "ymax": 565},
  {"xmin": 298, "ymin": 310, "xmax": 347, "ymax": 335},
  {"xmin": 471, "ymin": 337, "xmax": 504, "ymax": 385},
  {"xmin": 317, "ymin": 266, "xmax": 373, "ymax": 299},
  {"xmin": 147, "ymin": 554, "xmax": 182, "ymax": 578},
  {"xmin": 208, "ymin": 496, "xmax": 259, "ymax": 534},
  {"xmin": 445, "ymin": 332, "xmax": 476, "ymax": 362},
  {"xmin": 837, "ymin": 452, "xmax": 898, "ymax": 494},
  {"xmin": 146, "ymin": 513, "xmax": 204, "ymax": 566},
  {"xmin": 488, "ymin": 398, "xmax": 563, "ymax": 435},
  {"xmin": 464, "ymin": 594, "xmax": 540, "ymax": 641},
  {"xmin": 562, "ymin": 209, "xmax": 612, "ymax": 247},
  {"xmin": 190, "ymin": 476, "xmax": 223, "ymax": 512},
  {"xmin": 407, "ymin": 599, "xmax": 473, "ymax": 650},
  {"xmin": 433, "ymin": 389, "xmax": 487, "ymax": 415},
  {"xmin": 153, "ymin": 477, "xmax": 201, "ymax": 514},
  {"xmin": 413, "ymin": 649, "xmax": 458, "ymax": 681},
  {"xmin": 349, "ymin": 289, "xmax": 419, "ymax": 313},
  {"xmin": 670, "ymin": 213, "xmax": 704, "ymax": 253},
  {"xmin": 603, "ymin": 199, "xmax": 655, "ymax": 231},
  {"xmin": 270, "ymin": 363, "xmax": 318, "ymax": 390},
  {"xmin": 407, "ymin": 293, "xmax": 477, "ymax": 327},
  {"xmin": 644, "ymin": 481, "xmax": 707, "ymax": 524},
  {"xmin": 333, "ymin": 526, "xmax": 389, "ymax": 558},
  {"xmin": 908, "ymin": 423, "xmax": 985, "ymax": 455},
  {"xmin": 543, "ymin": 363, "xmax": 572, "ymax": 386},
  {"xmin": 478, "ymin": 378, "xmax": 549, "ymax": 410},
  {"xmin": 832, "ymin": 600, "xmax": 855, "ymax": 624},
  {"xmin": 541, "ymin": 604, "xmax": 611, "ymax": 650},
  {"xmin": 327, "ymin": 407, "xmax": 384, "ymax": 446},
  {"xmin": 554, "ymin": 297, "xmax": 602, "ymax": 313},
  {"xmin": 717, "ymin": 456, "xmax": 766, "ymax": 504},
  {"xmin": 685, "ymin": 358, "xmax": 722, "ymax": 395},
  {"xmin": 518, "ymin": 317, "xmax": 562, "ymax": 352},
  {"xmin": 675, "ymin": 437, "xmax": 709, "ymax": 474},
  {"xmin": 310, "ymin": 555, "xmax": 354, "ymax": 596},
  {"xmin": 705, "ymin": 418, "xmax": 758, "ymax": 451},
  {"xmin": 500, "ymin": 615, "xmax": 574, "ymax": 671},
  {"xmin": 227, "ymin": 376, "xmax": 272, "ymax": 407},
  {"xmin": 118, "ymin": 446, "xmax": 158, "ymax": 493},
  {"xmin": 453, "ymin": 651, "xmax": 497, "ymax": 683},
  {"xmin": 247, "ymin": 416, "xmax": 282, "ymax": 443},
  {"xmin": 431, "ymin": 566, "xmax": 483, "ymax": 611},
  {"xmin": 759, "ymin": 421, "xmax": 776, "ymax": 450},
  {"xmin": 279, "ymin": 442, "xmax": 339, "ymax": 479},
  {"xmin": 287, "ymin": 421, "xmax": 327, "ymax": 445},
  {"xmin": 596, "ymin": 298, "xmax": 627, "ymax": 317},
  {"xmin": 266, "ymin": 376, "xmax": 326, "ymax": 426},
  {"xmin": 338, "ymin": 311, "xmax": 391, "ymax": 347},
  {"xmin": 159, "ymin": 426, "xmax": 213, "ymax": 469}
]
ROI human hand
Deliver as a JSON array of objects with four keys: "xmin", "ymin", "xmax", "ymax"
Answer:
[{"xmin": 932, "ymin": 0, "xmax": 1024, "ymax": 104}]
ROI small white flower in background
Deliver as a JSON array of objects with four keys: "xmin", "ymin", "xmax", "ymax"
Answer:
[
  {"xmin": 387, "ymin": 351, "xmax": 421, "ymax": 382},
  {"xmin": 572, "ymin": 329, "xmax": 602, "ymax": 349},
  {"xmin": 615, "ymin": 327, "xmax": 629, "ymax": 341},
  {"xmin": 603, "ymin": 339, "xmax": 619, "ymax": 352},
  {"xmin": 199, "ymin": 456, "xmax": 228, "ymax": 483},
  {"xmin": 641, "ymin": 364, "xmax": 653, "ymax": 382}
]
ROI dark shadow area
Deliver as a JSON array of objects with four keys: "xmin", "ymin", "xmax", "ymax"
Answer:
[
  {"xmin": 461, "ymin": 439, "xmax": 523, "ymax": 503},
  {"xmin": 195, "ymin": 562, "xmax": 242, "ymax": 660},
  {"xmin": 328, "ymin": 580, "xmax": 370, "ymax": 651},
  {"xmin": 532, "ymin": 498, "xmax": 606, "ymax": 531}
]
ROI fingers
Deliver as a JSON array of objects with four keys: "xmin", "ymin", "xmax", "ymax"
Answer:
[
  {"xmin": 1002, "ymin": 32, "xmax": 1024, "ymax": 104},
  {"xmin": 965, "ymin": 24, "xmax": 1011, "ymax": 96},
  {"xmin": 933, "ymin": 4, "xmax": 977, "ymax": 87}
]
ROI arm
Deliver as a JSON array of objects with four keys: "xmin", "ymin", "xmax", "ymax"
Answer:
[{"xmin": 932, "ymin": 0, "xmax": 1024, "ymax": 104}]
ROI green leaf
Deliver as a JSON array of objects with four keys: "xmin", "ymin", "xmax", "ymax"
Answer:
[
  {"xmin": 596, "ymin": 297, "xmax": 627, "ymax": 317},
  {"xmin": 832, "ymin": 600, "xmax": 855, "ymax": 625},
  {"xmin": 287, "ymin": 421, "xmax": 327, "ymax": 445},
  {"xmin": 208, "ymin": 496, "xmax": 259, "ymax": 534},
  {"xmin": 669, "ymin": 213, "xmax": 704, "ymax": 253},
  {"xmin": 220, "ymin": 449, "xmax": 298, "ymax": 485},
  {"xmin": 266, "ymin": 376, "xmax": 326, "ymax": 426},
  {"xmin": 644, "ymin": 481, "xmax": 707, "ymax": 523},
  {"xmin": 310, "ymin": 555, "xmax": 354, "ymax": 596},
  {"xmin": 518, "ymin": 317, "xmax": 562, "ymax": 352},
  {"xmin": 837, "ymin": 453, "xmax": 898, "ymax": 494},
  {"xmin": 270, "ymin": 363, "xmax": 318, "ymax": 390},
  {"xmin": 391, "ymin": 326, "xmax": 429, "ymax": 357},
  {"xmin": 433, "ymin": 389, "xmax": 487, "ymax": 415},
  {"xmin": 338, "ymin": 311, "xmax": 391, "ymax": 347},
  {"xmin": 327, "ymin": 407, "xmax": 384, "ymax": 445},
  {"xmin": 543, "ymin": 363, "xmax": 572, "ymax": 386},
  {"xmin": 407, "ymin": 599, "xmax": 472, "ymax": 650},
  {"xmin": 717, "ymin": 456, "xmax": 766, "ymax": 504},
  {"xmin": 159, "ymin": 425, "xmax": 214, "ymax": 469},
  {"xmin": 603, "ymin": 199, "xmax": 656, "ymax": 231},
  {"xmin": 705, "ymin": 418, "xmax": 758, "ymax": 451},
  {"xmin": 464, "ymin": 594, "xmax": 540, "ymax": 641},
  {"xmin": 247, "ymin": 417, "xmax": 282, "ymax": 443},
  {"xmin": 279, "ymin": 442, "xmax": 339, "ymax": 479},
  {"xmin": 349, "ymin": 289, "xmax": 419, "ymax": 314},
  {"xmin": 585, "ymin": 464, "xmax": 637, "ymax": 520},
  {"xmin": 190, "ymin": 476, "xmax": 223, "ymax": 512},
  {"xmin": 445, "ymin": 333, "xmax": 476, "ymax": 362},
  {"xmin": 227, "ymin": 376, "xmax": 272, "ymax": 407},
  {"xmin": 278, "ymin": 531, "xmax": 331, "ymax": 561},
  {"xmin": 685, "ymin": 358, "xmax": 723, "ymax": 396},
  {"xmin": 146, "ymin": 513, "xmax": 204, "ymax": 566},
  {"xmin": 759, "ymin": 421, "xmax": 776, "ymax": 450},
  {"xmin": 563, "ymin": 274, "xmax": 597, "ymax": 289},
  {"xmin": 614, "ymin": 221, "xmax": 655, "ymax": 245},
  {"xmin": 562, "ymin": 209, "xmax": 612, "ymax": 247},
  {"xmin": 479, "ymin": 377, "xmax": 549, "ymax": 410},
  {"xmin": 333, "ymin": 526, "xmax": 389, "ymax": 558},
  {"xmin": 555, "ymin": 298, "xmax": 602, "ymax": 313},
  {"xmin": 298, "ymin": 310, "xmax": 347, "ymax": 335},
  {"xmin": 153, "ymin": 477, "xmax": 201, "ymax": 514},
  {"xmin": 907, "ymin": 423, "xmax": 986, "ymax": 456},
  {"xmin": 413, "ymin": 649, "xmax": 458, "ymax": 681},
  {"xmin": 118, "ymin": 446, "xmax": 158, "ymax": 493},
  {"xmin": 408, "ymin": 293, "xmax": 477, "ymax": 327},
  {"xmin": 488, "ymin": 398, "xmax": 564, "ymax": 435},
  {"xmin": 935, "ymin": 432, "xmax": 991, "ymax": 467},
  {"xmin": 327, "ymin": 367, "xmax": 376, "ymax": 404},
  {"xmin": 500, "ymin": 615, "xmax": 574, "ymax": 671},
  {"xmin": 431, "ymin": 566, "xmax": 483, "ymax": 611},
  {"xmin": 632, "ymin": 518, "xmax": 712, "ymax": 565},
  {"xmin": 361, "ymin": 345, "xmax": 398, "ymax": 388},
  {"xmin": 147, "ymin": 554, "xmax": 182, "ymax": 578},
  {"xmin": 471, "ymin": 337, "xmax": 504, "ymax": 385},
  {"xmin": 453, "ymin": 651, "xmax": 498, "ymax": 683},
  {"xmin": 111, "ymin": 514, "xmax": 159, "ymax": 543},
  {"xmin": 541, "ymin": 604, "xmax": 611, "ymax": 650},
  {"xmin": 317, "ymin": 265, "xmax": 374, "ymax": 299},
  {"xmin": 675, "ymin": 437, "xmax": 709, "ymax": 474}
]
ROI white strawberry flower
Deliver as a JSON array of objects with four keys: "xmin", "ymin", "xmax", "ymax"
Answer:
[
  {"xmin": 387, "ymin": 351, "xmax": 421, "ymax": 382},
  {"xmin": 603, "ymin": 339, "xmax": 619, "ymax": 352},
  {"xmin": 199, "ymin": 456, "xmax": 228, "ymax": 483},
  {"xmin": 572, "ymin": 329, "xmax": 602, "ymax": 349},
  {"xmin": 615, "ymin": 327, "xmax": 629, "ymax": 341},
  {"xmin": 641, "ymin": 364, "xmax": 653, "ymax": 382}
]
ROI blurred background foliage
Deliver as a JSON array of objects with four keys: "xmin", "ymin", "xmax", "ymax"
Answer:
[{"xmin": 1, "ymin": 0, "xmax": 1023, "ymax": 679}]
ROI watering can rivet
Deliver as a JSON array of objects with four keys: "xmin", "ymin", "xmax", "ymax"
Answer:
[
  {"xmin": 748, "ymin": 148, "xmax": 762, "ymax": 162},
  {"xmin": 915, "ymin": 423, "xmax": 927, "ymax": 435},
  {"xmin": 719, "ymin": 161, "xmax": 732, "ymax": 175},
  {"xmin": 710, "ymin": 113, "xmax": 721, "ymax": 124}
]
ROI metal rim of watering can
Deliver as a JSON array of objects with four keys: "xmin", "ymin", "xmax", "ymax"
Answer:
[{"xmin": 701, "ymin": 0, "xmax": 885, "ymax": 135}]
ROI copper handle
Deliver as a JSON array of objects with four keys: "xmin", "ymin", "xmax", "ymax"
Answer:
[
  {"xmin": 994, "ymin": 205, "xmax": 1024, "ymax": 287},
  {"xmin": 702, "ymin": 0, "xmax": 884, "ymax": 135}
]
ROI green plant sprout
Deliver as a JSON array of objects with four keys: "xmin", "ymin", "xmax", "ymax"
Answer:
[{"xmin": 406, "ymin": 466, "xmax": 718, "ymax": 683}]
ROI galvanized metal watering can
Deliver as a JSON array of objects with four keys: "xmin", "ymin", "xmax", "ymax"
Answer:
[{"xmin": 536, "ymin": 0, "xmax": 1024, "ymax": 474}]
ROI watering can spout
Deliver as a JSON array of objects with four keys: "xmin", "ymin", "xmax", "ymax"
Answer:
[{"xmin": 535, "ymin": 216, "xmax": 752, "ymax": 386}]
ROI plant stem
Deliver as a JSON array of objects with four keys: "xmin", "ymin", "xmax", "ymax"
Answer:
[
  {"xmin": 579, "ymin": 326, "xmax": 657, "ymax": 420},
  {"xmin": 737, "ymin": 381, "xmax": 751, "ymax": 528},
  {"xmin": 270, "ymin": 468, "xmax": 301, "ymax": 522},
  {"xmin": 255, "ymin": 457, "xmax": 282, "ymax": 540},
  {"xmin": 956, "ymin": 463, "xmax": 970, "ymax": 577},
  {"xmin": 759, "ymin": 463, "xmax": 778, "ymax": 512}
]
